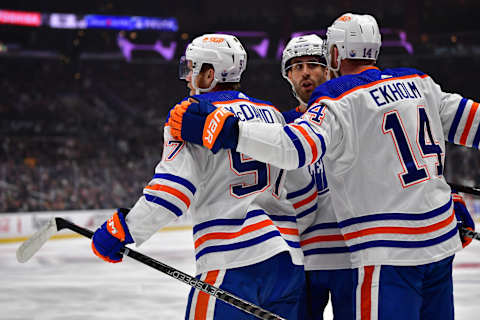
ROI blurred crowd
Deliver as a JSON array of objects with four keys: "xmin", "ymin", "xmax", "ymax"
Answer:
[
  {"xmin": 1, "ymin": 55, "xmax": 479, "ymax": 213},
  {"xmin": 0, "ymin": 59, "xmax": 179, "ymax": 212}
]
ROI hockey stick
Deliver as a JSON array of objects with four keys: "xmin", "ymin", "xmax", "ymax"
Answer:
[
  {"xmin": 461, "ymin": 228, "xmax": 480, "ymax": 241},
  {"xmin": 448, "ymin": 182, "xmax": 480, "ymax": 197},
  {"xmin": 446, "ymin": 182, "xmax": 480, "ymax": 241},
  {"xmin": 16, "ymin": 217, "xmax": 286, "ymax": 320}
]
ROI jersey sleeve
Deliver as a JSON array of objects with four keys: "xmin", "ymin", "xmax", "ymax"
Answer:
[
  {"xmin": 126, "ymin": 125, "xmax": 209, "ymax": 245},
  {"xmin": 438, "ymin": 90, "xmax": 480, "ymax": 149},
  {"xmin": 237, "ymin": 102, "xmax": 339, "ymax": 170}
]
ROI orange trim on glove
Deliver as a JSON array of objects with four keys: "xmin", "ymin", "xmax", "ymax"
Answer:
[
  {"xmin": 106, "ymin": 212, "xmax": 126, "ymax": 242},
  {"xmin": 202, "ymin": 108, "xmax": 234, "ymax": 149}
]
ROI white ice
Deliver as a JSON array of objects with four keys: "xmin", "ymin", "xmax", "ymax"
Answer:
[{"xmin": 1, "ymin": 228, "xmax": 479, "ymax": 320}]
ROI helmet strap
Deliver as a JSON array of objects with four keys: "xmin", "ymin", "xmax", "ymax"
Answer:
[
  {"xmin": 284, "ymin": 77, "xmax": 308, "ymax": 107},
  {"xmin": 192, "ymin": 74, "xmax": 218, "ymax": 95}
]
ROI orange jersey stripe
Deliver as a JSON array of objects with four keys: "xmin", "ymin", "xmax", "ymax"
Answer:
[
  {"xmin": 293, "ymin": 192, "xmax": 317, "ymax": 209},
  {"xmin": 145, "ymin": 184, "xmax": 191, "ymax": 208},
  {"xmin": 343, "ymin": 211, "xmax": 455, "ymax": 241},
  {"xmin": 314, "ymin": 73, "xmax": 429, "ymax": 104},
  {"xmin": 300, "ymin": 234, "xmax": 345, "ymax": 246},
  {"xmin": 291, "ymin": 124, "xmax": 318, "ymax": 163},
  {"xmin": 194, "ymin": 220, "xmax": 274, "ymax": 248},
  {"xmin": 300, "ymin": 211, "xmax": 455, "ymax": 246},
  {"xmin": 361, "ymin": 266, "xmax": 375, "ymax": 320},
  {"xmin": 195, "ymin": 270, "xmax": 220, "ymax": 320},
  {"xmin": 278, "ymin": 227, "xmax": 299, "ymax": 236},
  {"xmin": 460, "ymin": 101, "xmax": 479, "ymax": 145}
]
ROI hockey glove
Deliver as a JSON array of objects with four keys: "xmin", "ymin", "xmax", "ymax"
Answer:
[
  {"xmin": 168, "ymin": 98, "xmax": 239, "ymax": 153},
  {"xmin": 452, "ymin": 191, "xmax": 475, "ymax": 248},
  {"xmin": 91, "ymin": 208, "xmax": 134, "ymax": 263}
]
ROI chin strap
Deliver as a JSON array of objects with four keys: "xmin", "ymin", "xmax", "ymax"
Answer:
[
  {"xmin": 192, "ymin": 74, "xmax": 218, "ymax": 95},
  {"xmin": 285, "ymin": 77, "xmax": 309, "ymax": 107}
]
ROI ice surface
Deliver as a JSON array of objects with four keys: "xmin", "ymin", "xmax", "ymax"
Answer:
[{"xmin": 1, "ymin": 228, "xmax": 479, "ymax": 319}]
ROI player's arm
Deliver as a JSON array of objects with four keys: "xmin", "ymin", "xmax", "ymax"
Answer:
[
  {"xmin": 168, "ymin": 99, "xmax": 334, "ymax": 170},
  {"xmin": 92, "ymin": 123, "xmax": 205, "ymax": 263},
  {"xmin": 433, "ymin": 80, "xmax": 480, "ymax": 149}
]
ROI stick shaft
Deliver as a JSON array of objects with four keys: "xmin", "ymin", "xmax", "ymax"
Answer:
[
  {"xmin": 448, "ymin": 182, "xmax": 480, "ymax": 197},
  {"xmin": 55, "ymin": 218, "xmax": 285, "ymax": 320}
]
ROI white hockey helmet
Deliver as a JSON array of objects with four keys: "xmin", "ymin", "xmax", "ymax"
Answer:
[
  {"xmin": 179, "ymin": 34, "xmax": 247, "ymax": 94},
  {"xmin": 281, "ymin": 34, "xmax": 326, "ymax": 106},
  {"xmin": 325, "ymin": 13, "xmax": 381, "ymax": 72},
  {"xmin": 281, "ymin": 34, "xmax": 325, "ymax": 78}
]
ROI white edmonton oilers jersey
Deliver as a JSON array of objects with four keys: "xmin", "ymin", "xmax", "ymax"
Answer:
[
  {"xmin": 237, "ymin": 67, "xmax": 480, "ymax": 268},
  {"xmin": 283, "ymin": 108, "xmax": 351, "ymax": 270},
  {"xmin": 126, "ymin": 91, "xmax": 311, "ymax": 274},
  {"xmin": 297, "ymin": 162, "xmax": 352, "ymax": 270}
]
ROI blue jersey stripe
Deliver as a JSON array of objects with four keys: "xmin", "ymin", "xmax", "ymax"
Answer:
[
  {"xmin": 193, "ymin": 210, "xmax": 266, "ymax": 234},
  {"xmin": 298, "ymin": 120, "xmax": 326, "ymax": 159},
  {"xmin": 448, "ymin": 98, "xmax": 468, "ymax": 143},
  {"xmin": 153, "ymin": 173, "xmax": 196, "ymax": 195},
  {"xmin": 338, "ymin": 198, "xmax": 452, "ymax": 228},
  {"xmin": 303, "ymin": 222, "xmax": 340, "ymax": 235},
  {"xmin": 268, "ymin": 214, "xmax": 297, "ymax": 222},
  {"xmin": 144, "ymin": 194, "xmax": 183, "ymax": 217},
  {"xmin": 318, "ymin": 188, "xmax": 329, "ymax": 196},
  {"xmin": 284, "ymin": 126, "xmax": 306, "ymax": 168},
  {"xmin": 287, "ymin": 177, "xmax": 315, "ymax": 199},
  {"xmin": 472, "ymin": 123, "xmax": 480, "ymax": 149},
  {"xmin": 297, "ymin": 203, "xmax": 318, "ymax": 219},
  {"xmin": 195, "ymin": 230, "xmax": 286, "ymax": 260},
  {"xmin": 303, "ymin": 225, "xmax": 457, "ymax": 255}
]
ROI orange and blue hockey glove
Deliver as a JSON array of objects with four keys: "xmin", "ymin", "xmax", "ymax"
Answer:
[
  {"xmin": 168, "ymin": 98, "xmax": 239, "ymax": 153},
  {"xmin": 452, "ymin": 191, "xmax": 475, "ymax": 248},
  {"xmin": 91, "ymin": 208, "xmax": 134, "ymax": 263}
]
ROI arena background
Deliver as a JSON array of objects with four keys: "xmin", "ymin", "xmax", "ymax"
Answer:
[
  {"xmin": 1, "ymin": 0, "xmax": 479, "ymax": 214},
  {"xmin": 1, "ymin": 1, "xmax": 480, "ymax": 319}
]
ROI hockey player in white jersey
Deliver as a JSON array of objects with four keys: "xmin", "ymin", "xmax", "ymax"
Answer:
[
  {"xmin": 281, "ymin": 34, "xmax": 355, "ymax": 320},
  {"xmin": 167, "ymin": 14, "xmax": 477, "ymax": 320},
  {"xmin": 91, "ymin": 34, "xmax": 311, "ymax": 320}
]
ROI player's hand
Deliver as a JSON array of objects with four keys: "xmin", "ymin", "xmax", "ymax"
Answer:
[
  {"xmin": 91, "ymin": 208, "xmax": 134, "ymax": 263},
  {"xmin": 168, "ymin": 98, "xmax": 239, "ymax": 153},
  {"xmin": 452, "ymin": 191, "xmax": 475, "ymax": 248}
]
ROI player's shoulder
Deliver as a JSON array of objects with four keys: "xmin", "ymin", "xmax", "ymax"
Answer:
[
  {"xmin": 308, "ymin": 67, "xmax": 381, "ymax": 104},
  {"xmin": 202, "ymin": 90, "xmax": 280, "ymax": 112},
  {"xmin": 382, "ymin": 67, "xmax": 427, "ymax": 78},
  {"xmin": 309, "ymin": 67, "xmax": 429, "ymax": 105}
]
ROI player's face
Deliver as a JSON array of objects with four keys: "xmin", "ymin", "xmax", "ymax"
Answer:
[
  {"xmin": 287, "ymin": 56, "xmax": 328, "ymax": 104},
  {"xmin": 185, "ymin": 61, "xmax": 214, "ymax": 95},
  {"xmin": 185, "ymin": 61, "xmax": 196, "ymax": 95}
]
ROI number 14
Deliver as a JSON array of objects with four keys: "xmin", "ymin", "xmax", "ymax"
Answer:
[{"xmin": 382, "ymin": 106, "xmax": 444, "ymax": 188}]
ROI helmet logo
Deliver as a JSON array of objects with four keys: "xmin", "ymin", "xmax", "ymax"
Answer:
[
  {"xmin": 349, "ymin": 50, "xmax": 356, "ymax": 57},
  {"xmin": 338, "ymin": 15, "xmax": 352, "ymax": 22},
  {"xmin": 221, "ymin": 70, "xmax": 228, "ymax": 78},
  {"xmin": 203, "ymin": 37, "xmax": 225, "ymax": 43}
]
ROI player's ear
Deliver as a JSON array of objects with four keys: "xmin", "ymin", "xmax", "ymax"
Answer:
[
  {"xmin": 207, "ymin": 68, "xmax": 215, "ymax": 81},
  {"xmin": 331, "ymin": 46, "xmax": 339, "ymax": 69}
]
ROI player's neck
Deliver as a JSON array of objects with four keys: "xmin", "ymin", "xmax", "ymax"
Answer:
[{"xmin": 340, "ymin": 60, "xmax": 376, "ymax": 76}]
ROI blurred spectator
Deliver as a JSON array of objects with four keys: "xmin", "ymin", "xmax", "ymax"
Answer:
[{"xmin": 1, "ymin": 52, "xmax": 479, "ymax": 212}]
